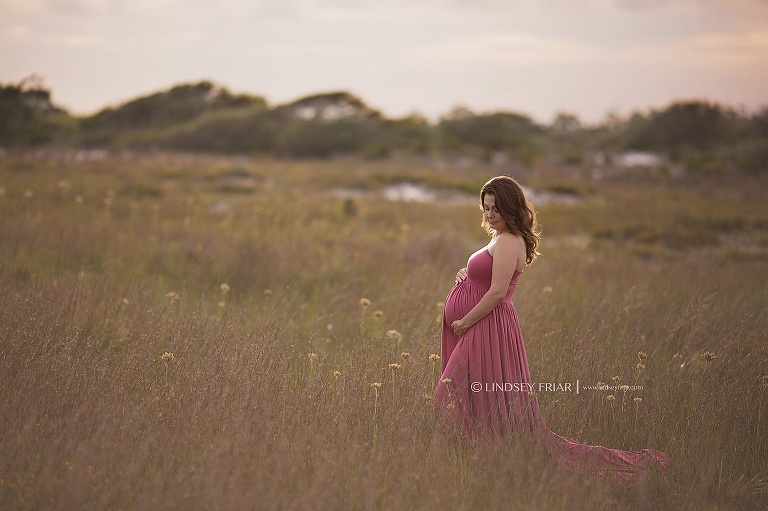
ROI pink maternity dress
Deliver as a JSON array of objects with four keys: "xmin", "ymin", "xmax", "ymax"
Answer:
[{"xmin": 433, "ymin": 246, "xmax": 670, "ymax": 485}]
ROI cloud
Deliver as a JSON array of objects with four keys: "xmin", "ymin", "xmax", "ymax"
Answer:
[
  {"xmin": 3, "ymin": 24, "xmax": 29, "ymax": 37},
  {"xmin": 415, "ymin": 32, "xmax": 608, "ymax": 67}
]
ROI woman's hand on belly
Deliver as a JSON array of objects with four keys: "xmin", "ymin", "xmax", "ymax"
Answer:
[{"xmin": 455, "ymin": 267, "xmax": 467, "ymax": 284}]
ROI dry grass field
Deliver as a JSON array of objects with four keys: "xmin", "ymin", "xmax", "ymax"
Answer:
[{"xmin": 0, "ymin": 152, "xmax": 766, "ymax": 510}]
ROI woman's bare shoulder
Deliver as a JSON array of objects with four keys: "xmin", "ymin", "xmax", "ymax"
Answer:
[
  {"xmin": 495, "ymin": 232, "xmax": 526, "ymax": 267},
  {"xmin": 496, "ymin": 231, "xmax": 525, "ymax": 248}
]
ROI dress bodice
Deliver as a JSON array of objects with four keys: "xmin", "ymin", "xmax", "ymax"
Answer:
[{"xmin": 466, "ymin": 247, "xmax": 522, "ymax": 303}]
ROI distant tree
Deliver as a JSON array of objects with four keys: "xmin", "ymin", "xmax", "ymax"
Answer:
[
  {"xmin": 551, "ymin": 111, "xmax": 581, "ymax": 132},
  {"xmin": 277, "ymin": 91, "xmax": 381, "ymax": 121},
  {"xmin": 750, "ymin": 107, "xmax": 768, "ymax": 138},
  {"xmin": 161, "ymin": 109, "xmax": 280, "ymax": 154},
  {"xmin": 0, "ymin": 75, "xmax": 71, "ymax": 146},
  {"xmin": 81, "ymin": 81, "xmax": 268, "ymax": 133},
  {"xmin": 438, "ymin": 110, "xmax": 540, "ymax": 151},
  {"xmin": 274, "ymin": 118, "xmax": 377, "ymax": 158},
  {"xmin": 626, "ymin": 100, "xmax": 737, "ymax": 151}
]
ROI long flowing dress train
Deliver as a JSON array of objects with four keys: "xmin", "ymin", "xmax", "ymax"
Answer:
[{"xmin": 433, "ymin": 246, "xmax": 670, "ymax": 485}]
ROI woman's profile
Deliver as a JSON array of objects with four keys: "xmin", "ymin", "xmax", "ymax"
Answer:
[{"xmin": 433, "ymin": 175, "xmax": 670, "ymax": 485}]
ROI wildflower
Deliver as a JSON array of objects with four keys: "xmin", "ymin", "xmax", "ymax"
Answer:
[
  {"xmin": 637, "ymin": 363, "xmax": 646, "ymax": 371},
  {"xmin": 74, "ymin": 194, "xmax": 84, "ymax": 204},
  {"xmin": 619, "ymin": 384, "xmax": 630, "ymax": 392},
  {"xmin": 220, "ymin": 283, "xmax": 231, "ymax": 294},
  {"xmin": 326, "ymin": 323, "xmax": 333, "ymax": 332},
  {"xmin": 761, "ymin": 375, "xmax": 768, "ymax": 387},
  {"xmin": 121, "ymin": 298, "xmax": 129, "ymax": 305},
  {"xmin": 263, "ymin": 289, "xmax": 273, "ymax": 297},
  {"xmin": 308, "ymin": 353, "xmax": 318, "ymax": 361},
  {"xmin": 165, "ymin": 291, "xmax": 180, "ymax": 301},
  {"xmin": 446, "ymin": 403, "xmax": 456, "ymax": 410},
  {"xmin": 611, "ymin": 375, "xmax": 621, "ymax": 383},
  {"xmin": 542, "ymin": 286, "xmax": 553, "ymax": 293},
  {"xmin": 429, "ymin": 354, "xmax": 441, "ymax": 362},
  {"xmin": 423, "ymin": 393, "xmax": 433, "ymax": 402},
  {"xmin": 436, "ymin": 301, "xmax": 444, "ymax": 310},
  {"xmin": 160, "ymin": 351, "xmax": 175, "ymax": 366},
  {"xmin": 401, "ymin": 352, "xmax": 410, "ymax": 360},
  {"xmin": 441, "ymin": 378, "xmax": 452, "ymax": 385},
  {"xmin": 634, "ymin": 397, "xmax": 643, "ymax": 404},
  {"xmin": 701, "ymin": 351, "xmax": 717, "ymax": 363},
  {"xmin": 372, "ymin": 310, "xmax": 384, "ymax": 319},
  {"xmin": 388, "ymin": 363, "xmax": 402, "ymax": 370},
  {"xmin": 333, "ymin": 370, "xmax": 341, "ymax": 378},
  {"xmin": 24, "ymin": 189, "xmax": 34, "ymax": 199},
  {"xmin": 218, "ymin": 301, "xmax": 226, "ymax": 308},
  {"xmin": 58, "ymin": 180, "xmax": 71, "ymax": 191},
  {"xmin": 359, "ymin": 298, "xmax": 371, "ymax": 308},
  {"xmin": 606, "ymin": 394, "xmax": 616, "ymax": 401},
  {"xmin": 638, "ymin": 351, "xmax": 648, "ymax": 360},
  {"xmin": 597, "ymin": 381, "xmax": 606, "ymax": 390},
  {"xmin": 371, "ymin": 382, "xmax": 382, "ymax": 389},
  {"xmin": 386, "ymin": 329, "xmax": 403, "ymax": 342}
]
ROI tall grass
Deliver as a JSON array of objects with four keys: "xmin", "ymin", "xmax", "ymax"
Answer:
[{"xmin": 0, "ymin": 153, "xmax": 766, "ymax": 510}]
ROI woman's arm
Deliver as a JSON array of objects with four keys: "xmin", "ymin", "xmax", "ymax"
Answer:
[{"xmin": 451, "ymin": 234, "xmax": 521, "ymax": 337}]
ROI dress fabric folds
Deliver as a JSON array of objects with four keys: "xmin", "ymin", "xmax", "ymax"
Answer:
[{"xmin": 433, "ymin": 247, "xmax": 670, "ymax": 485}]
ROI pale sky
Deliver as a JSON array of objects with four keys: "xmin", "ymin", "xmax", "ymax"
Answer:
[{"xmin": 1, "ymin": 0, "xmax": 767, "ymax": 123}]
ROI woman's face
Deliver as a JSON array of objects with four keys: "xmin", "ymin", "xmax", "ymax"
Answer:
[{"xmin": 483, "ymin": 193, "xmax": 505, "ymax": 232}]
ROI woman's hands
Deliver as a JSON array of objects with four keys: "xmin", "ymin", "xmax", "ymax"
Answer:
[
  {"xmin": 451, "ymin": 319, "xmax": 469, "ymax": 338},
  {"xmin": 453, "ymin": 267, "xmax": 469, "ymax": 337}
]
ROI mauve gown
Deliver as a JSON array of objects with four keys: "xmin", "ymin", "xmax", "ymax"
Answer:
[{"xmin": 433, "ymin": 246, "xmax": 670, "ymax": 485}]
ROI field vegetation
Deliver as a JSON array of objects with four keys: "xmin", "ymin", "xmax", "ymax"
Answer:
[{"xmin": 0, "ymin": 152, "xmax": 767, "ymax": 510}]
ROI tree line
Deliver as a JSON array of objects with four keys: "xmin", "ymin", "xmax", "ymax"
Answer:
[{"xmin": 1, "ymin": 78, "xmax": 766, "ymax": 174}]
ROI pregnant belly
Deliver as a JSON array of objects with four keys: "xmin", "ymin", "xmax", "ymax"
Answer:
[{"xmin": 443, "ymin": 280, "xmax": 483, "ymax": 325}]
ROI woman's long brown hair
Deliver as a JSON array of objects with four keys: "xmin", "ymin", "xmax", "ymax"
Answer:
[{"xmin": 480, "ymin": 176, "xmax": 541, "ymax": 265}]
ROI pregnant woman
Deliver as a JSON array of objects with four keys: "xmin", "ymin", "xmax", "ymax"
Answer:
[{"xmin": 433, "ymin": 175, "xmax": 670, "ymax": 485}]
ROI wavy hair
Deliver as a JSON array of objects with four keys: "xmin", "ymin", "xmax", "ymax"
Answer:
[{"xmin": 480, "ymin": 175, "xmax": 541, "ymax": 265}]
